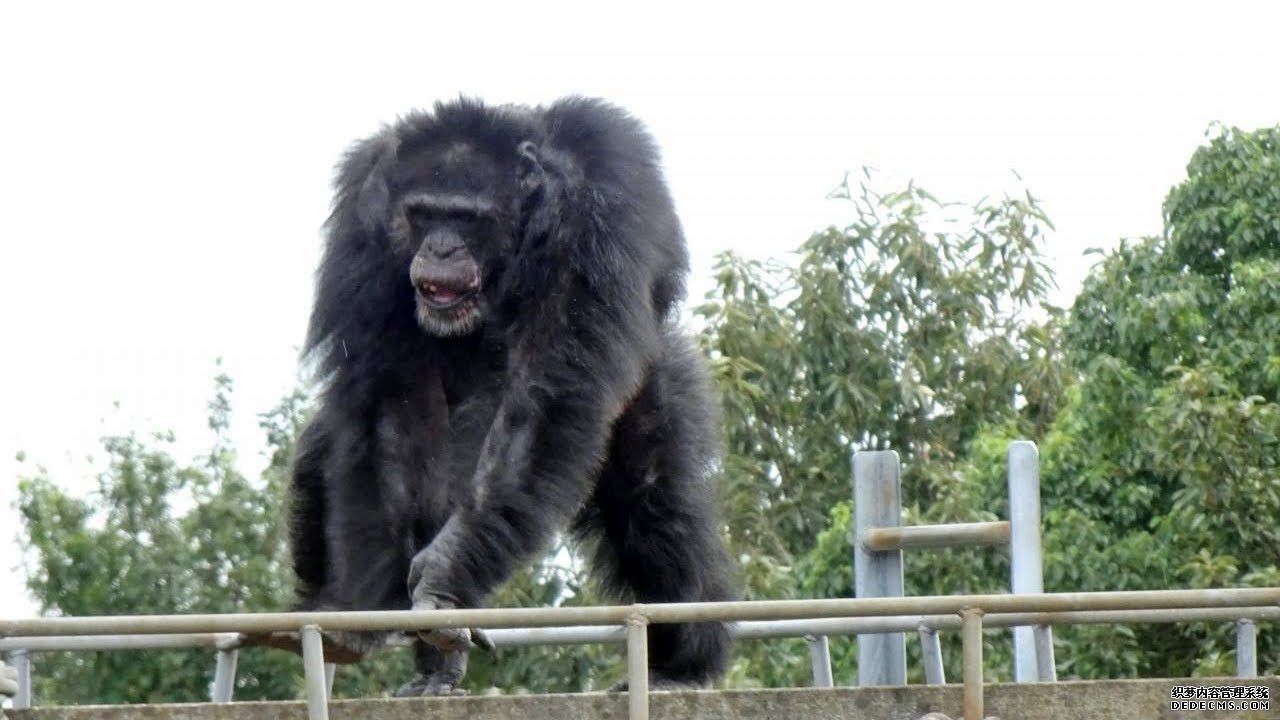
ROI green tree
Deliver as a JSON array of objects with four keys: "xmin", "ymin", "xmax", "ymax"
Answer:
[
  {"xmin": 697, "ymin": 174, "xmax": 1067, "ymax": 685},
  {"xmin": 1030, "ymin": 125, "xmax": 1280, "ymax": 678},
  {"xmin": 17, "ymin": 374, "xmax": 308, "ymax": 704}
]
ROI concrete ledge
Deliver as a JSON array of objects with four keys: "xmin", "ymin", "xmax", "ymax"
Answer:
[{"xmin": 8, "ymin": 676, "xmax": 1277, "ymax": 720}]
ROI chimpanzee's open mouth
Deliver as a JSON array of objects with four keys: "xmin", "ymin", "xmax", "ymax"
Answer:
[{"xmin": 415, "ymin": 277, "xmax": 480, "ymax": 309}]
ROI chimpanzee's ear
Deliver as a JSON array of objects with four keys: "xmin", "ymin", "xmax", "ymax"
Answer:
[
  {"xmin": 354, "ymin": 161, "xmax": 391, "ymax": 232},
  {"xmin": 333, "ymin": 129, "xmax": 398, "ymax": 234},
  {"xmin": 515, "ymin": 140, "xmax": 545, "ymax": 192}
]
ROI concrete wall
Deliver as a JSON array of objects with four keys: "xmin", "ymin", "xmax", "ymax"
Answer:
[{"xmin": 8, "ymin": 677, "xmax": 1278, "ymax": 720}]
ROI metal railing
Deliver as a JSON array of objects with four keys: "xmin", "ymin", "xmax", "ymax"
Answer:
[
  {"xmin": 3, "ymin": 587, "xmax": 1277, "ymax": 720},
  {"xmin": 852, "ymin": 443, "xmax": 1055, "ymax": 686}
]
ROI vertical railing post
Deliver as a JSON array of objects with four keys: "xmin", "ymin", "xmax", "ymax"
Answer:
[
  {"xmin": 300, "ymin": 626, "xmax": 329, "ymax": 720},
  {"xmin": 961, "ymin": 609, "xmax": 984, "ymax": 720},
  {"xmin": 1235, "ymin": 619, "xmax": 1257, "ymax": 678},
  {"xmin": 10, "ymin": 649, "xmax": 32, "ymax": 709},
  {"xmin": 853, "ymin": 450, "xmax": 906, "ymax": 686},
  {"xmin": 210, "ymin": 648, "xmax": 238, "ymax": 702},
  {"xmin": 626, "ymin": 613, "xmax": 649, "ymax": 720},
  {"xmin": 918, "ymin": 625, "xmax": 946, "ymax": 685},
  {"xmin": 1008, "ymin": 440, "xmax": 1054, "ymax": 681},
  {"xmin": 805, "ymin": 635, "xmax": 834, "ymax": 687},
  {"xmin": 324, "ymin": 662, "xmax": 337, "ymax": 699},
  {"xmin": 1034, "ymin": 624, "xmax": 1055, "ymax": 683}
]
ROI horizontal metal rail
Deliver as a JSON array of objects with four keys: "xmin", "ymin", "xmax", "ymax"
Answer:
[
  {"xmin": 862, "ymin": 521, "xmax": 1011, "ymax": 551},
  {"xmin": 0, "ymin": 633, "xmax": 242, "ymax": 652},
  {"xmin": 4, "ymin": 588, "xmax": 1277, "ymax": 638},
  {"xmin": 3, "ymin": 589, "xmax": 1275, "ymax": 720},
  {"xmin": 5, "ymin": 606, "xmax": 1277, "ymax": 653}
]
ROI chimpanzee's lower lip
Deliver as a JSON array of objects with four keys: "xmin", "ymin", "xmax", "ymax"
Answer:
[{"xmin": 419, "ymin": 287, "xmax": 479, "ymax": 310}]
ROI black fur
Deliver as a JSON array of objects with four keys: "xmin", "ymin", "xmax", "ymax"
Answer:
[{"xmin": 290, "ymin": 97, "xmax": 733, "ymax": 693}]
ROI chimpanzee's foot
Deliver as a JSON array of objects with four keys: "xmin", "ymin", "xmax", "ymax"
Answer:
[
  {"xmin": 393, "ymin": 671, "xmax": 469, "ymax": 697},
  {"xmin": 392, "ymin": 638, "xmax": 472, "ymax": 697}
]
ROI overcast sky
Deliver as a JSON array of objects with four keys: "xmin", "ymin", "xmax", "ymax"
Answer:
[{"xmin": 2, "ymin": 1, "xmax": 1278, "ymax": 620}]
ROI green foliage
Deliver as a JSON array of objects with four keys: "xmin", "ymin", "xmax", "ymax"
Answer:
[
  {"xmin": 17, "ymin": 374, "xmax": 307, "ymax": 704},
  {"xmin": 700, "ymin": 173, "xmax": 1066, "ymax": 685},
  {"xmin": 1040, "ymin": 125, "xmax": 1280, "ymax": 678},
  {"xmin": 707, "ymin": 128, "xmax": 1280, "ymax": 684}
]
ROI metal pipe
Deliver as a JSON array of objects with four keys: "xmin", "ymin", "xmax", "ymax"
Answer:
[
  {"xmin": 0, "ymin": 634, "xmax": 241, "ymax": 652},
  {"xmin": 853, "ymin": 450, "xmax": 906, "ymax": 687},
  {"xmin": 300, "ymin": 625, "xmax": 329, "ymax": 720},
  {"xmin": 210, "ymin": 648, "xmax": 238, "ymax": 702},
  {"xmin": 1008, "ymin": 440, "xmax": 1048, "ymax": 682},
  {"xmin": 961, "ymin": 609, "xmax": 984, "ymax": 720},
  {"xmin": 736, "ymin": 616, "xmax": 940, "ymax": 639},
  {"xmin": 741, "ymin": 606, "xmax": 1280, "ymax": 634},
  {"xmin": 805, "ymin": 635, "xmax": 833, "ymax": 687},
  {"xmin": 0, "ymin": 590, "xmax": 1276, "ymax": 638},
  {"xmin": 285, "ymin": 627, "xmax": 631, "ymax": 650},
  {"xmin": 626, "ymin": 616, "xmax": 648, "ymax": 720},
  {"xmin": 484, "ymin": 625, "xmax": 627, "ymax": 646},
  {"xmin": 11, "ymin": 649, "xmax": 31, "ymax": 709},
  {"xmin": 919, "ymin": 625, "xmax": 945, "ymax": 685},
  {"xmin": 979, "ymin": 605, "xmax": 1280, "ymax": 629},
  {"xmin": 216, "ymin": 635, "xmax": 243, "ymax": 651},
  {"xmin": 1033, "ymin": 624, "xmax": 1056, "ymax": 681},
  {"xmin": 619, "ymin": 589, "xmax": 1280, "ymax": 625},
  {"xmin": 1235, "ymin": 619, "xmax": 1257, "ymax": 678},
  {"xmin": 862, "ymin": 521, "xmax": 1010, "ymax": 552},
  {"xmin": 324, "ymin": 663, "xmax": 336, "ymax": 699},
  {"xmin": 3, "ymin": 605, "xmax": 1276, "ymax": 653}
]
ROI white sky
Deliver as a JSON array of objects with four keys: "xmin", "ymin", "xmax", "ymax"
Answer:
[{"xmin": 1, "ymin": 1, "xmax": 1278, "ymax": 620}]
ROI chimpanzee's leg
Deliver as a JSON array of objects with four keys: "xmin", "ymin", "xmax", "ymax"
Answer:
[{"xmin": 576, "ymin": 333, "xmax": 734, "ymax": 688}]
